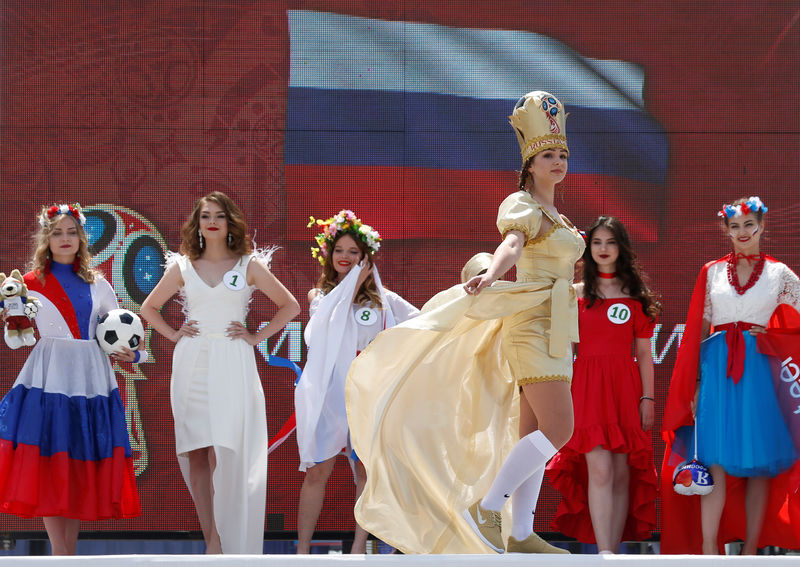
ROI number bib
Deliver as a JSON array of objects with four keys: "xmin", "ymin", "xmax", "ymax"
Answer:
[
  {"xmin": 354, "ymin": 307, "xmax": 379, "ymax": 326},
  {"xmin": 606, "ymin": 302, "xmax": 631, "ymax": 325},
  {"xmin": 223, "ymin": 270, "xmax": 246, "ymax": 291}
]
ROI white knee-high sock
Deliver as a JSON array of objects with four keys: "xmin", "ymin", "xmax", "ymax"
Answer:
[
  {"xmin": 510, "ymin": 466, "xmax": 544, "ymax": 540},
  {"xmin": 481, "ymin": 430, "xmax": 557, "ymax": 511}
]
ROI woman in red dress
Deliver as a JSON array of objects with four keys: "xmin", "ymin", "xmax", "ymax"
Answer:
[{"xmin": 548, "ymin": 216, "xmax": 660, "ymax": 553}]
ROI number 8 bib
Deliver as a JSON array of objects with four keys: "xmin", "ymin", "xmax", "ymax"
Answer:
[{"xmin": 355, "ymin": 307, "xmax": 378, "ymax": 326}]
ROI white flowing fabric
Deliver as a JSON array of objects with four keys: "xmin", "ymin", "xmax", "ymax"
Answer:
[
  {"xmin": 295, "ymin": 263, "xmax": 417, "ymax": 471},
  {"xmin": 170, "ymin": 254, "xmax": 267, "ymax": 554}
]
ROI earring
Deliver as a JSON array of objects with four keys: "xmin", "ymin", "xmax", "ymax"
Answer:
[
  {"xmin": 198, "ymin": 228, "xmax": 205, "ymax": 249},
  {"xmin": 227, "ymin": 232, "xmax": 233, "ymax": 246}
]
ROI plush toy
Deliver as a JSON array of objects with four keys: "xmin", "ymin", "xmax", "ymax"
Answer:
[{"xmin": 0, "ymin": 269, "xmax": 41, "ymax": 349}]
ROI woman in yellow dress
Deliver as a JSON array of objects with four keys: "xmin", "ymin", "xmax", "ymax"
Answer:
[{"xmin": 346, "ymin": 91, "xmax": 585, "ymax": 554}]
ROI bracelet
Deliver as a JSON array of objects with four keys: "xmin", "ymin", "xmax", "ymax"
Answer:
[
  {"xmin": 133, "ymin": 350, "xmax": 149, "ymax": 364},
  {"xmin": 640, "ymin": 396, "xmax": 655, "ymax": 402}
]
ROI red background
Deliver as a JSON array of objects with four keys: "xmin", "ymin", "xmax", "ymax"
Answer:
[{"xmin": 1, "ymin": 0, "xmax": 798, "ymax": 536}]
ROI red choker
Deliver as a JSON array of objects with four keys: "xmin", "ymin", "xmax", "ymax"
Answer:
[{"xmin": 598, "ymin": 272, "xmax": 617, "ymax": 279}]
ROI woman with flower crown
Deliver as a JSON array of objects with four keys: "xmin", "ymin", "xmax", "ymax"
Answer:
[
  {"xmin": 295, "ymin": 210, "xmax": 418, "ymax": 554},
  {"xmin": 0, "ymin": 204, "xmax": 142, "ymax": 555},
  {"xmin": 662, "ymin": 197, "xmax": 800, "ymax": 554},
  {"xmin": 346, "ymin": 91, "xmax": 583, "ymax": 554},
  {"xmin": 141, "ymin": 192, "xmax": 300, "ymax": 554}
]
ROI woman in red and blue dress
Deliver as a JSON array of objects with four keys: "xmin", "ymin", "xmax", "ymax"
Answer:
[
  {"xmin": 662, "ymin": 197, "xmax": 800, "ymax": 554},
  {"xmin": 0, "ymin": 204, "xmax": 141, "ymax": 555},
  {"xmin": 548, "ymin": 216, "xmax": 660, "ymax": 553}
]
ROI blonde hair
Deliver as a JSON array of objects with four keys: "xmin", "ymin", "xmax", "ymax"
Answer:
[{"xmin": 30, "ymin": 207, "xmax": 98, "ymax": 284}]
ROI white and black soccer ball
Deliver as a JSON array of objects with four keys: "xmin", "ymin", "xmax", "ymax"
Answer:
[{"xmin": 96, "ymin": 309, "xmax": 144, "ymax": 355}]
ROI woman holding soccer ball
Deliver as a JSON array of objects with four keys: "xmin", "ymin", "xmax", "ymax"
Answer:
[
  {"xmin": 0, "ymin": 204, "xmax": 142, "ymax": 555},
  {"xmin": 141, "ymin": 192, "xmax": 300, "ymax": 554}
]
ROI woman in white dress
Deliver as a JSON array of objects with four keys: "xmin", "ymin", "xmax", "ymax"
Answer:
[
  {"xmin": 296, "ymin": 210, "xmax": 418, "ymax": 554},
  {"xmin": 141, "ymin": 192, "xmax": 299, "ymax": 554}
]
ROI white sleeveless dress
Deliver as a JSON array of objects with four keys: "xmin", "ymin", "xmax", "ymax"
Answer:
[{"xmin": 171, "ymin": 254, "xmax": 267, "ymax": 554}]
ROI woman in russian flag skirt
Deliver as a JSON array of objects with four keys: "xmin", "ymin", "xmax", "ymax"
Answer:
[
  {"xmin": 0, "ymin": 204, "xmax": 142, "ymax": 555},
  {"xmin": 662, "ymin": 197, "xmax": 800, "ymax": 554},
  {"xmin": 295, "ymin": 211, "xmax": 418, "ymax": 554},
  {"xmin": 548, "ymin": 216, "xmax": 660, "ymax": 552}
]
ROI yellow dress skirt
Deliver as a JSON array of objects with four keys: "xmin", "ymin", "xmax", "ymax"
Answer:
[{"xmin": 345, "ymin": 191, "xmax": 585, "ymax": 553}]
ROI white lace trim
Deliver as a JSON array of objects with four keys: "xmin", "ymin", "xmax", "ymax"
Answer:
[
  {"xmin": 778, "ymin": 264, "xmax": 800, "ymax": 311},
  {"xmin": 705, "ymin": 260, "xmax": 800, "ymax": 326}
]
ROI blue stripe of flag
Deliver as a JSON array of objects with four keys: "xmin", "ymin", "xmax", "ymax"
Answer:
[
  {"xmin": 0, "ymin": 384, "xmax": 132, "ymax": 460},
  {"xmin": 286, "ymin": 88, "xmax": 667, "ymax": 185}
]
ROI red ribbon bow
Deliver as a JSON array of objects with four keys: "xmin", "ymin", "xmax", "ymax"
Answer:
[
  {"xmin": 714, "ymin": 322, "xmax": 758, "ymax": 383},
  {"xmin": 733, "ymin": 252, "xmax": 762, "ymax": 265}
]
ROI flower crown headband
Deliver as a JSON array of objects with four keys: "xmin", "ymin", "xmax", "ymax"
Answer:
[
  {"xmin": 39, "ymin": 203, "xmax": 87, "ymax": 227},
  {"xmin": 307, "ymin": 210, "xmax": 381, "ymax": 266},
  {"xmin": 717, "ymin": 196, "xmax": 768, "ymax": 220}
]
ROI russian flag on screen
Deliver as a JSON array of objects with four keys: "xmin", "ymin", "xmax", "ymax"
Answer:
[{"xmin": 285, "ymin": 10, "xmax": 668, "ymax": 242}]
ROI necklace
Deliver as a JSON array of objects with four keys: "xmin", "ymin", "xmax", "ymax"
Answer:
[
  {"xmin": 598, "ymin": 272, "xmax": 617, "ymax": 279},
  {"xmin": 726, "ymin": 252, "xmax": 765, "ymax": 295}
]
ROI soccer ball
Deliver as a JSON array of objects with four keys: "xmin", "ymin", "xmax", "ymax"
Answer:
[
  {"xmin": 673, "ymin": 459, "xmax": 714, "ymax": 496},
  {"xmin": 96, "ymin": 309, "xmax": 144, "ymax": 355}
]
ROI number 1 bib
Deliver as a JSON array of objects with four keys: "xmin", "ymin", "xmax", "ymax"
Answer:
[{"xmin": 223, "ymin": 270, "xmax": 246, "ymax": 291}]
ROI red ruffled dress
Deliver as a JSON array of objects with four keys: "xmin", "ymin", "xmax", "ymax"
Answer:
[{"xmin": 548, "ymin": 296, "xmax": 658, "ymax": 543}]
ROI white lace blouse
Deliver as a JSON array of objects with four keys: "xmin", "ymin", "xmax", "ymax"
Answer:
[{"xmin": 704, "ymin": 259, "xmax": 800, "ymax": 326}]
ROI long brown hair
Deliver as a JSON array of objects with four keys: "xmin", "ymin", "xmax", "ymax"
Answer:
[
  {"xmin": 582, "ymin": 216, "xmax": 661, "ymax": 321},
  {"xmin": 317, "ymin": 232, "xmax": 382, "ymax": 308},
  {"xmin": 180, "ymin": 192, "xmax": 253, "ymax": 260},
  {"xmin": 30, "ymin": 208, "xmax": 97, "ymax": 284}
]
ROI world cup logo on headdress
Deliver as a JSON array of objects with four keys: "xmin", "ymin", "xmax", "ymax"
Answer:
[
  {"xmin": 509, "ymin": 90, "xmax": 569, "ymax": 162},
  {"xmin": 540, "ymin": 96, "xmax": 562, "ymax": 134}
]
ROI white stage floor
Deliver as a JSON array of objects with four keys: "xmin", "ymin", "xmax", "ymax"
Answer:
[{"xmin": 1, "ymin": 555, "xmax": 798, "ymax": 566}]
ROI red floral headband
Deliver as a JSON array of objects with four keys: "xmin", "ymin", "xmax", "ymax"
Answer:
[{"xmin": 39, "ymin": 204, "xmax": 87, "ymax": 227}]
